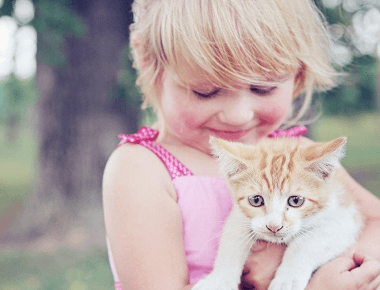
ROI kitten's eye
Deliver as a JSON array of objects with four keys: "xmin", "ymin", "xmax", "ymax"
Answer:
[
  {"xmin": 248, "ymin": 195, "xmax": 265, "ymax": 207},
  {"xmin": 288, "ymin": 196, "xmax": 305, "ymax": 207},
  {"xmin": 250, "ymin": 86, "xmax": 277, "ymax": 96},
  {"xmin": 192, "ymin": 88, "xmax": 221, "ymax": 99}
]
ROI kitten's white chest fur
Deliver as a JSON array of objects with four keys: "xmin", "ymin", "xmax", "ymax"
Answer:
[{"xmin": 194, "ymin": 137, "xmax": 362, "ymax": 290}]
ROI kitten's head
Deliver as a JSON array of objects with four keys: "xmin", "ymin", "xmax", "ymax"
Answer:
[{"xmin": 210, "ymin": 136, "xmax": 346, "ymax": 244}]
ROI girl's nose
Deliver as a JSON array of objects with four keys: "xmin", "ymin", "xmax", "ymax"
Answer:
[{"xmin": 218, "ymin": 94, "xmax": 254, "ymax": 127}]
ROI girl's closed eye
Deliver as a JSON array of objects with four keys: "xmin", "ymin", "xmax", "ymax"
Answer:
[
  {"xmin": 250, "ymin": 85, "xmax": 277, "ymax": 96},
  {"xmin": 192, "ymin": 88, "xmax": 221, "ymax": 99}
]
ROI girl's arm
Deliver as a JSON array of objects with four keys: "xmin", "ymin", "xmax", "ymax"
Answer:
[
  {"xmin": 103, "ymin": 144, "xmax": 194, "ymax": 290},
  {"xmin": 339, "ymin": 166, "xmax": 380, "ymax": 259}
]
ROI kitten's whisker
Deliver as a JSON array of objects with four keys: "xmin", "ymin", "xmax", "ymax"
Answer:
[
  {"xmin": 202, "ymin": 224, "xmax": 253, "ymax": 249},
  {"xmin": 292, "ymin": 228, "xmax": 313, "ymax": 245},
  {"xmin": 235, "ymin": 234, "xmax": 256, "ymax": 262},
  {"xmin": 228, "ymin": 230, "xmax": 256, "ymax": 259},
  {"xmin": 242, "ymin": 232, "xmax": 259, "ymax": 262}
]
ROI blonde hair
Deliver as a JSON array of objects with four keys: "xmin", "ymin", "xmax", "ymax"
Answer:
[{"xmin": 130, "ymin": 0, "xmax": 337, "ymax": 126}]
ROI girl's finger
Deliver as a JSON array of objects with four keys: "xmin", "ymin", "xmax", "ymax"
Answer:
[
  {"xmin": 351, "ymin": 253, "xmax": 380, "ymax": 284},
  {"xmin": 326, "ymin": 256, "xmax": 357, "ymax": 273},
  {"xmin": 368, "ymin": 272, "xmax": 380, "ymax": 290}
]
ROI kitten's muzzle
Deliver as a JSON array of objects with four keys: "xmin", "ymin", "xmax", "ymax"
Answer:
[{"xmin": 266, "ymin": 225, "xmax": 284, "ymax": 234}]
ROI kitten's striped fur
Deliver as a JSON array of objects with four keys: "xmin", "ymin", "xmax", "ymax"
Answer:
[{"xmin": 194, "ymin": 137, "xmax": 362, "ymax": 290}]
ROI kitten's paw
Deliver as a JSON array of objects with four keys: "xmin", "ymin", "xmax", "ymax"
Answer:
[
  {"xmin": 193, "ymin": 273, "xmax": 239, "ymax": 290},
  {"xmin": 268, "ymin": 272, "xmax": 310, "ymax": 290}
]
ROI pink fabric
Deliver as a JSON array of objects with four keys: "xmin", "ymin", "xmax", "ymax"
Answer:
[
  {"xmin": 114, "ymin": 282, "xmax": 122, "ymax": 290},
  {"xmin": 174, "ymin": 176, "xmax": 233, "ymax": 283},
  {"xmin": 118, "ymin": 126, "xmax": 194, "ymax": 179},
  {"xmin": 268, "ymin": 126, "xmax": 308, "ymax": 138},
  {"xmin": 107, "ymin": 125, "xmax": 308, "ymax": 288}
]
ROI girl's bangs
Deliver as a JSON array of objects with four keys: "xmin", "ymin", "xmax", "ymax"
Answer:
[
  {"xmin": 156, "ymin": 0, "xmax": 314, "ymax": 89},
  {"xmin": 167, "ymin": 51, "xmax": 299, "ymax": 90}
]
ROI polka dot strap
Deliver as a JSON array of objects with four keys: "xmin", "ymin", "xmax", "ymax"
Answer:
[
  {"xmin": 117, "ymin": 126, "xmax": 307, "ymax": 180},
  {"xmin": 268, "ymin": 125, "xmax": 308, "ymax": 138},
  {"xmin": 118, "ymin": 126, "xmax": 194, "ymax": 180},
  {"xmin": 118, "ymin": 126, "xmax": 158, "ymax": 145}
]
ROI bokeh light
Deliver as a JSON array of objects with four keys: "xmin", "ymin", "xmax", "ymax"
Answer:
[
  {"xmin": 322, "ymin": 0, "xmax": 380, "ymax": 60},
  {"xmin": 342, "ymin": 0, "xmax": 361, "ymax": 13},
  {"xmin": 352, "ymin": 8, "xmax": 380, "ymax": 56},
  {"xmin": 0, "ymin": 16, "xmax": 17, "ymax": 80},
  {"xmin": 331, "ymin": 42, "xmax": 353, "ymax": 66},
  {"xmin": 13, "ymin": 0, "xmax": 35, "ymax": 24},
  {"xmin": 0, "ymin": 0, "xmax": 37, "ymax": 81},
  {"xmin": 15, "ymin": 25, "xmax": 37, "ymax": 80}
]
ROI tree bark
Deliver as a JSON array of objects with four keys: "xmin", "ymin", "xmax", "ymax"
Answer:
[{"xmin": 4, "ymin": 0, "xmax": 137, "ymax": 247}]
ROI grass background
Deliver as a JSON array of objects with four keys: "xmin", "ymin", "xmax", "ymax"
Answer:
[
  {"xmin": 0, "ymin": 113, "xmax": 379, "ymax": 289},
  {"xmin": 314, "ymin": 113, "xmax": 380, "ymax": 197}
]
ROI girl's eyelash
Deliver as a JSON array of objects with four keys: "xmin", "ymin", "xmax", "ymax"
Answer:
[
  {"xmin": 192, "ymin": 86, "xmax": 276, "ymax": 98},
  {"xmin": 250, "ymin": 86, "xmax": 277, "ymax": 96},
  {"xmin": 192, "ymin": 89, "xmax": 221, "ymax": 99}
]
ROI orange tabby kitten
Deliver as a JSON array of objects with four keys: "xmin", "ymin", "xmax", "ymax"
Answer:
[{"xmin": 194, "ymin": 137, "xmax": 362, "ymax": 290}]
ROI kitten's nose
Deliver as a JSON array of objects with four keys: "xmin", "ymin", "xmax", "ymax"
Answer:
[{"xmin": 266, "ymin": 225, "xmax": 283, "ymax": 233}]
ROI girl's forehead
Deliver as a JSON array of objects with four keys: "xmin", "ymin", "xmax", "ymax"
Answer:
[{"xmin": 167, "ymin": 61, "xmax": 294, "ymax": 90}]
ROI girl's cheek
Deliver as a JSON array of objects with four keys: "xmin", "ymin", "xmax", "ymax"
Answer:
[
  {"xmin": 176, "ymin": 111, "xmax": 201, "ymax": 130},
  {"xmin": 258, "ymin": 103, "xmax": 289, "ymax": 125}
]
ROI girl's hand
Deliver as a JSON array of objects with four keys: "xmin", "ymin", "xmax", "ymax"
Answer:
[
  {"xmin": 240, "ymin": 241, "xmax": 380, "ymax": 290},
  {"xmin": 240, "ymin": 241, "xmax": 286, "ymax": 290},
  {"xmin": 307, "ymin": 252, "xmax": 380, "ymax": 290}
]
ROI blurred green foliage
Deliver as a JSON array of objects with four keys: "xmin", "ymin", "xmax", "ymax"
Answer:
[
  {"xmin": 0, "ymin": 249, "xmax": 113, "ymax": 290},
  {"xmin": 32, "ymin": 0, "xmax": 87, "ymax": 68},
  {"xmin": 320, "ymin": 56, "xmax": 378, "ymax": 115},
  {"xmin": 0, "ymin": 76, "xmax": 37, "ymax": 123},
  {"xmin": 0, "ymin": 76, "xmax": 37, "ymax": 142},
  {"xmin": 0, "ymin": 122, "xmax": 37, "ymax": 213},
  {"xmin": 110, "ymin": 47, "xmax": 142, "ymax": 111}
]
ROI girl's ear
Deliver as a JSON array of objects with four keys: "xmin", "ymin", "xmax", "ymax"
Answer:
[
  {"xmin": 302, "ymin": 137, "xmax": 347, "ymax": 179},
  {"xmin": 209, "ymin": 137, "xmax": 248, "ymax": 178}
]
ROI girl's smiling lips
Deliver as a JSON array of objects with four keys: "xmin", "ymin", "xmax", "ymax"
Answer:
[{"xmin": 207, "ymin": 127, "xmax": 252, "ymax": 141}]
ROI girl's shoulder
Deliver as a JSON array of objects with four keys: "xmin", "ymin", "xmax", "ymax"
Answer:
[
  {"xmin": 103, "ymin": 142, "xmax": 177, "ymax": 201},
  {"xmin": 109, "ymin": 141, "xmax": 164, "ymax": 172}
]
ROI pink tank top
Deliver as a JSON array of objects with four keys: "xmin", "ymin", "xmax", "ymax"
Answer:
[{"xmin": 107, "ymin": 125, "xmax": 308, "ymax": 289}]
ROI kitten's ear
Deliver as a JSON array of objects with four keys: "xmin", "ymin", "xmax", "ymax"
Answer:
[
  {"xmin": 302, "ymin": 137, "xmax": 347, "ymax": 179},
  {"xmin": 209, "ymin": 137, "xmax": 248, "ymax": 178}
]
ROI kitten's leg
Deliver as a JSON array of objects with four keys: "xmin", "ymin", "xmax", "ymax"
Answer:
[
  {"xmin": 193, "ymin": 205, "xmax": 253, "ymax": 290},
  {"xmin": 268, "ymin": 213, "xmax": 360, "ymax": 290}
]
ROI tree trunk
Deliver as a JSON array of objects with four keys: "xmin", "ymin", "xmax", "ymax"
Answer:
[{"xmin": 4, "ymin": 0, "xmax": 137, "ymax": 247}]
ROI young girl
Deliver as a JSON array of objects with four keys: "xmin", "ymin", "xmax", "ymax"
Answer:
[{"xmin": 103, "ymin": 0, "xmax": 380, "ymax": 289}]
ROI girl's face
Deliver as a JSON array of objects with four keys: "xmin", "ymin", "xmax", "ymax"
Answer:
[{"xmin": 158, "ymin": 70, "xmax": 296, "ymax": 154}]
